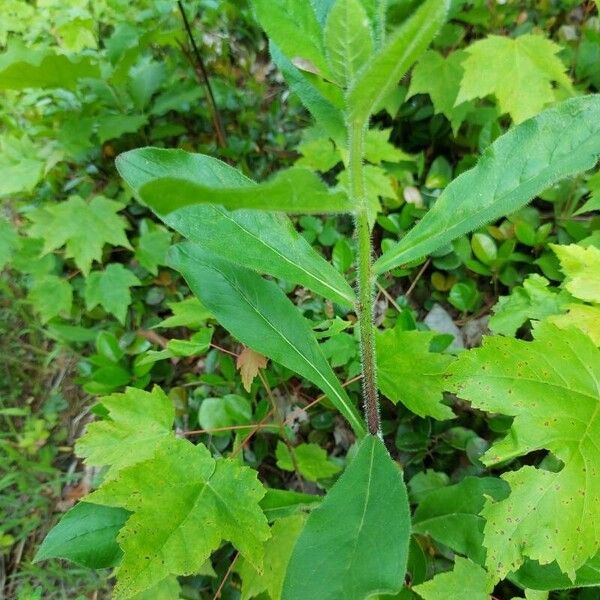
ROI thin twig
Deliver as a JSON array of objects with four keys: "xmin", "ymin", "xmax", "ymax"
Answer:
[
  {"xmin": 212, "ymin": 552, "xmax": 239, "ymax": 600},
  {"xmin": 180, "ymin": 423, "xmax": 274, "ymax": 436},
  {"xmin": 376, "ymin": 282, "xmax": 403, "ymax": 313},
  {"xmin": 177, "ymin": 0, "xmax": 227, "ymax": 148},
  {"xmin": 231, "ymin": 408, "xmax": 275, "ymax": 459},
  {"xmin": 405, "ymin": 258, "xmax": 431, "ymax": 298}
]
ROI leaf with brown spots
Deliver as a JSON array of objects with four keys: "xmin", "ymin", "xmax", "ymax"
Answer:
[
  {"xmin": 447, "ymin": 321, "xmax": 600, "ymax": 583},
  {"xmin": 237, "ymin": 347, "xmax": 268, "ymax": 393}
]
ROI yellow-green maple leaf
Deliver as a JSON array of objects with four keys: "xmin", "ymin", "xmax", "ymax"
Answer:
[
  {"xmin": 87, "ymin": 437, "xmax": 270, "ymax": 599},
  {"xmin": 552, "ymin": 243, "xmax": 600, "ymax": 304},
  {"xmin": 413, "ymin": 557, "xmax": 490, "ymax": 600},
  {"xmin": 28, "ymin": 195, "xmax": 131, "ymax": 275},
  {"xmin": 76, "ymin": 386, "xmax": 174, "ymax": 478},
  {"xmin": 448, "ymin": 322, "xmax": 600, "ymax": 581},
  {"xmin": 456, "ymin": 34, "xmax": 573, "ymax": 123},
  {"xmin": 550, "ymin": 304, "xmax": 600, "ymax": 346}
]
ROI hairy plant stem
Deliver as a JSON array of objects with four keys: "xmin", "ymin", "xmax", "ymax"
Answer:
[{"xmin": 349, "ymin": 120, "xmax": 381, "ymax": 436}]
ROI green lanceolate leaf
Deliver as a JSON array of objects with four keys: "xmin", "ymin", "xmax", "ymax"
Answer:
[
  {"xmin": 252, "ymin": 0, "xmax": 330, "ymax": 77},
  {"xmin": 447, "ymin": 322, "xmax": 600, "ymax": 581},
  {"xmin": 375, "ymin": 95, "xmax": 600, "ymax": 273},
  {"xmin": 270, "ymin": 42, "xmax": 346, "ymax": 145},
  {"xmin": 35, "ymin": 502, "xmax": 129, "ymax": 569},
  {"xmin": 117, "ymin": 147, "xmax": 355, "ymax": 305},
  {"xmin": 165, "ymin": 206, "xmax": 355, "ymax": 307},
  {"xmin": 282, "ymin": 435, "xmax": 410, "ymax": 599},
  {"xmin": 347, "ymin": 0, "xmax": 450, "ymax": 123},
  {"xmin": 76, "ymin": 386, "xmax": 174, "ymax": 478},
  {"xmin": 117, "ymin": 147, "xmax": 351, "ymax": 214},
  {"xmin": 324, "ymin": 0, "xmax": 373, "ymax": 87},
  {"xmin": 87, "ymin": 437, "xmax": 270, "ymax": 599},
  {"xmin": 168, "ymin": 243, "xmax": 366, "ymax": 436},
  {"xmin": 413, "ymin": 557, "xmax": 491, "ymax": 600},
  {"xmin": 376, "ymin": 328, "xmax": 455, "ymax": 420}
]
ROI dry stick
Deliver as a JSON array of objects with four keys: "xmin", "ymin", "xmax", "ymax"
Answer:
[
  {"xmin": 376, "ymin": 282, "xmax": 403, "ymax": 313},
  {"xmin": 212, "ymin": 551, "xmax": 239, "ymax": 600},
  {"xmin": 231, "ymin": 408, "xmax": 275, "ymax": 459},
  {"xmin": 405, "ymin": 258, "xmax": 431, "ymax": 298},
  {"xmin": 180, "ymin": 423, "xmax": 273, "ymax": 436},
  {"xmin": 176, "ymin": 0, "xmax": 227, "ymax": 149}
]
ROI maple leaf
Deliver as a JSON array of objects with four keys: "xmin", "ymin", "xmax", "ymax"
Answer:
[
  {"xmin": 275, "ymin": 441, "xmax": 341, "ymax": 481},
  {"xmin": 84, "ymin": 263, "xmax": 141, "ymax": 324},
  {"xmin": 377, "ymin": 329, "xmax": 455, "ymax": 420},
  {"xmin": 489, "ymin": 274, "xmax": 570, "ymax": 336},
  {"xmin": 448, "ymin": 322, "xmax": 600, "ymax": 581},
  {"xmin": 76, "ymin": 386, "xmax": 174, "ymax": 478},
  {"xmin": 408, "ymin": 50, "xmax": 473, "ymax": 134},
  {"xmin": 413, "ymin": 557, "xmax": 490, "ymax": 600},
  {"xmin": 237, "ymin": 347, "xmax": 268, "ymax": 392},
  {"xmin": 27, "ymin": 195, "xmax": 131, "ymax": 275},
  {"xmin": 550, "ymin": 304, "xmax": 600, "ymax": 346},
  {"xmin": 456, "ymin": 34, "xmax": 573, "ymax": 123},
  {"xmin": 27, "ymin": 274, "xmax": 72, "ymax": 323},
  {"xmin": 551, "ymin": 243, "xmax": 600, "ymax": 304},
  {"xmin": 87, "ymin": 437, "xmax": 270, "ymax": 599}
]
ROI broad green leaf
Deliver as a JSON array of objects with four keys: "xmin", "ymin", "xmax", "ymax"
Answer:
[
  {"xmin": 456, "ymin": 34, "xmax": 573, "ymax": 123},
  {"xmin": 35, "ymin": 502, "xmax": 128, "ymax": 569},
  {"xmin": 347, "ymin": 0, "xmax": 450, "ymax": 123},
  {"xmin": 97, "ymin": 114, "xmax": 148, "ymax": 144},
  {"xmin": 413, "ymin": 557, "xmax": 490, "ymax": 600},
  {"xmin": 0, "ymin": 218, "xmax": 18, "ymax": 269},
  {"xmin": 275, "ymin": 441, "xmax": 341, "ymax": 481},
  {"xmin": 375, "ymin": 95, "xmax": 600, "ymax": 274},
  {"xmin": 85, "ymin": 264, "xmax": 141, "ymax": 324},
  {"xmin": 88, "ymin": 437, "xmax": 270, "ymax": 599},
  {"xmin": 117, "ymin": 147, "xmax": 351, "ymax": 215},
  {"xmin": 271, "ymin": 43, "xmax": 346, "ymax": 144},
  {"xmin": 155, "ymin": 297, "xmax": 211, "ymax": 329},
  {"xmin": 282, "ymin": 435, "xmax": 410, "ymax": 599},
  {"xmin": 376, "ymin": 329, "xmax": 455, "ymax": 420},
  {"xmin": 28, "ymin": 195, "xmax": 131, "ymax": 275},
  {"xmin": 237, "ymin": 514, "xmax": 306, "ymax": 600},
  {"xmin": 260, "ymin": 489, "xmax": 321, "ymax": 521},
  {"xmin": 165, "ymin": 206, "xmax": 355, "ymax": 306},
  {"xmin": 549, "ymin": 304, "xmax": 600, "ymax": 346},
  {"xmin": 551, "ymin": 243, "xmax": 600, "ymax": 303},
  {"xmin": 448, "ymin": 322, "xmax": 600, "ymax": 580},
  {"xmin": 324, "ymin": 0, "xmax": 373, "ymax": 87},
  {"xmin": 252, "ymin": 0, "xmax": 330, "ymax": 77},
  {"xmin": 412, "ymin": 476, "xmax": 509, "ymax": 564},
  {"xmin": 0, "ymin": 41, "xmax": 100, "ymax": 89},
  {"xmin": 511, "ymin": 551, "xmax": 600, "ymax": 591},
  {"xmin": 27, "ymin": 275, "xmax": 72, "ymax": 323},
  {"xmin": 168, "ymin": 243, "xmax": 366, "ymax": 436},
  {"xmin": 488, "ymin": 274, "xmax": 569, "ymax": 336},
  {"xmin": 76, "ymin": 386, "xmax": 174, "ymax": 478},
  {"xmin": 198, "ymin": 394, "xmax": 252, "ymax": 434},
  {"xmin": 408, "ymin": 50, "xmax": 473, "ymax": 134}
]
